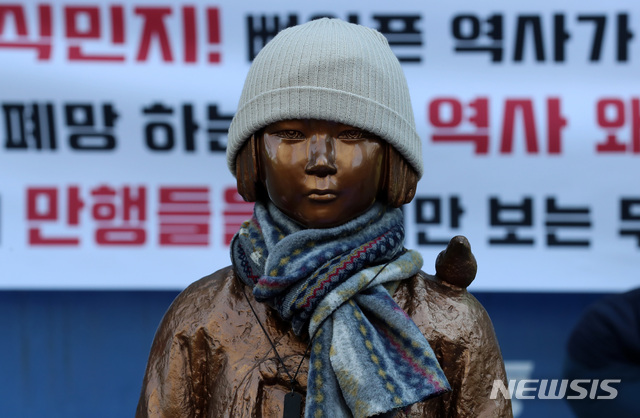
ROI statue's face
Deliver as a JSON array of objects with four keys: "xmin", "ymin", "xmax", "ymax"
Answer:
[{"xmin": 259, "ymin": 119, "xmax": 385, "ymax": 228}]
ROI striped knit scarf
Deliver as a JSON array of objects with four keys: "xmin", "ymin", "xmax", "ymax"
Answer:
[{"xmin": 231, "ymin": 201, "xmax": 450, "ymax": 418}]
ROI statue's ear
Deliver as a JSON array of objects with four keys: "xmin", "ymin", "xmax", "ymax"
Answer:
[
  {"xmin": 385, "ymin": 146, "xmax": 418, "ymax": 207},
  {"xmin": 235, "ymin": 134, "xmax": 260, "ymax": 202}
]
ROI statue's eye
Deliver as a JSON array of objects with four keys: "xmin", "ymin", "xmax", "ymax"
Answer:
[
  {"xmin": 273, "ymin": 130, "xmax": 305, "ymax": 139},
  {"xmin": 338, "ymin": 130, "xmax": 364, "ymax": 140}
]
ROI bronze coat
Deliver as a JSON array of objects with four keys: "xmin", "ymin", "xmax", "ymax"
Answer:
[{"xmin": 136, "ymin": 266, "xmax": 512, "ymax": 417}]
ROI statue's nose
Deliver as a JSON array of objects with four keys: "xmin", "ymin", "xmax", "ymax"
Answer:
[{"xmin": 305, "ymin": 134, "xmax": 337, "ymax": 176}]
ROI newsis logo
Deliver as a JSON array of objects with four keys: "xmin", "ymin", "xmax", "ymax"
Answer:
[{"xmin": 490, "ymin": 379, "xmax": 621, "ymax": 400}]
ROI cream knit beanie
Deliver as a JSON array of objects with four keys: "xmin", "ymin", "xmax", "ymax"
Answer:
[{"xmin": 227, "ymin": 18, "xmax": 423, "ymax": 178}]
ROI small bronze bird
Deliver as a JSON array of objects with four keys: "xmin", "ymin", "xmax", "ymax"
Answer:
[{"xmin": 435, "ymin": 235, "xmax": 477, "ymax": 289}]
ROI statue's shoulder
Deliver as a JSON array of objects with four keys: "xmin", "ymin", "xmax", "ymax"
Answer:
[
  {"xmin": 396, "ymin": 270, "xmax": 495, "ymax": 345},
  {"xmin": 405, "ymin": 235, "xmax": 492, "ymax": 330},
  {"xmin": 419, "ymin": 270, "xmax": 489, "ymax": 316},
  {"xmin": 152, "ymin": 266, "xmax": 243, "ymax": 342},
  {"xmin": 175, "ymin": 265, "xmax": 237, "ymax": 306}
]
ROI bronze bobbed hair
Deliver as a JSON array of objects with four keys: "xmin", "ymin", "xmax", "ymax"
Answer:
[{"xmin": 235, "ymin": 134, "xmax": 418, "ymax": 208}]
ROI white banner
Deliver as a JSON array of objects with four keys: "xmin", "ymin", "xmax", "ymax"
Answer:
[{"xmin": 1, "ymin": 0, "xmax": 638, "ymax": 290}]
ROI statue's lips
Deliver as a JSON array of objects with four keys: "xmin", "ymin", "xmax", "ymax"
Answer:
[{"xmin": 307, "ymin": 190, "xmax": 337, "ymax": 201}]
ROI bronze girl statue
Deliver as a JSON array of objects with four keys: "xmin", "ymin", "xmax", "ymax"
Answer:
[{"xmin": 137, "ymin": 18, "xmax": 511, "ymax": 418}]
